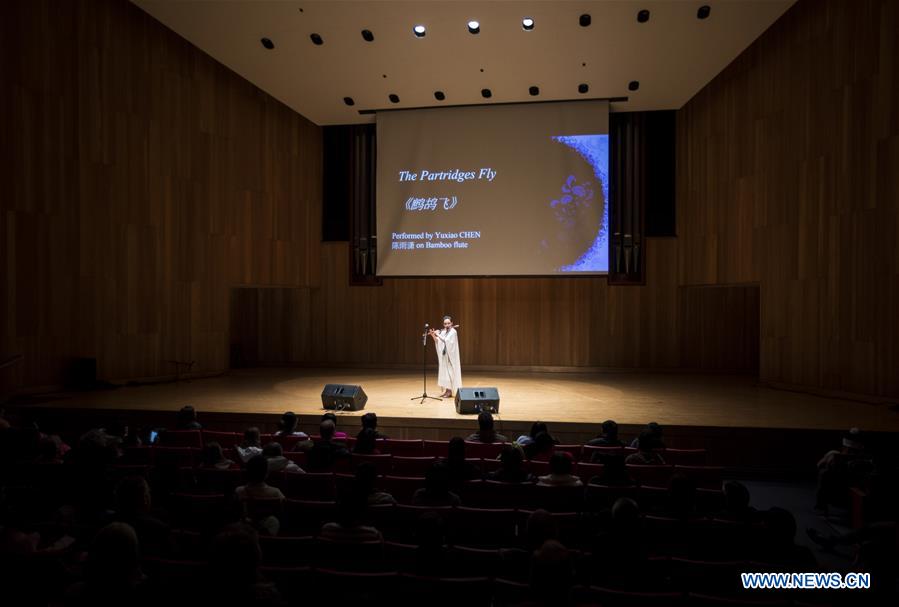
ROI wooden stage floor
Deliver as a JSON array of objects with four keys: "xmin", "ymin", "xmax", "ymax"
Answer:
[{"xmin": 18, "ymin": 367, "xmax": 899, "ymax": 435}]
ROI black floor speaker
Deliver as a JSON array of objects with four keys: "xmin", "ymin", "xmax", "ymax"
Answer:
[
  {"xmin": 321, "ymin": 384, "xmax": 367, "ymax": 411},
  {"xmin": 455, "ymin": 387, "xmax": 500, "ymax": 414}
]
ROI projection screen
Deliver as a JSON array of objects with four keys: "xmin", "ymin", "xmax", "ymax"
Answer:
[{"xmin": 376, "ymin": 100, "xmax": 609, "ymax": 276}]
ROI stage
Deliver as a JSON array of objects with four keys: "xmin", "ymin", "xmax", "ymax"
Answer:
[{"xmin": 11, "ymin": 367, "xmax": 899, "ymax": 473}]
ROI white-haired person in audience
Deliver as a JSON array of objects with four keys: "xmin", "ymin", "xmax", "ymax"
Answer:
[{"xmin": 235, "ymin": 426, "xmax": 263, "ymax": 464}]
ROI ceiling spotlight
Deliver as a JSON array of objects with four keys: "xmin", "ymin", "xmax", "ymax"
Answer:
[
  {"xmin": 434, "ymin": 91, "xmax": 446, "ymax": 101},
  {"xmin": 468, "ymin": 20, "xmax": 480, "ymax": 34},
  {"xmin": 697, "ymin": 5, "xmax": 711, "ymax": 19},
  {"xmin": 578, "ymin": 83, "xmax": 589, "ymax": 94},
  {"xmin": 579, "ymin": 14, "xmax": 591, "ymax": 27},
  {"xmin": 260, "ymin": 37, "xmax": 275, "ymax": 50},
  {"xmin": 388, "ymin": 93, "xmax": 400, "ymax": 103},
  {"xmin": 481, "ymin": 88, "xmax": 492, "ymax": 98},
  {"xmin": 413, "ymin": 24, "xmax": 426, "ymax": 37},
  {"xmin": 528, "ymin": 86, "xmax": 540, "ymax": 96},
  {"xmin": 637, "ymin": 9, "xmax": 650, "ymax": 23},
  {"xmin": 310, "ymin": 33, "xmax": 323, "ymax": 45},
  {"xmin": 522, "ymin": 17, "xmax": 534, "ymax": 31},
  {"xmin": 361, "ymin": 29, "xmax": 374, "ymax": 42},
  {"xmin": 343, "ymin": 97, "xmax": 355, "ymax": 106},
  {"xmin": 628, "ymin": 80, "xmax": 640, "ymax": 91}
]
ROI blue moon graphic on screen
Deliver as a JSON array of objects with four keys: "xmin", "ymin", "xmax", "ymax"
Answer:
[{"xmin": 537, "ymin": 134, "xmax": 609, "ymax": 272}]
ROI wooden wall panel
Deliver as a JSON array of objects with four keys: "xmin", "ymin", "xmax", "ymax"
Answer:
[
  {"xmin": 0, "ymin": 0, "xmax": 321, "ymax": 392},
  {"xmin": 677, "ymin": 0, "xmax": 899, "ymax": 397}
]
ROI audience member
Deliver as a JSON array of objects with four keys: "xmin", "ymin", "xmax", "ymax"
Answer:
[
  {"xmin": 306, "ymin": 420, "xmax": 350, "ymax": 471},
  {"xmin": 814, "ymin": 427, "xmax": 872, "ymax": 512},
  {"xmin": 758, "ymin": 507, "xmax": 817, "ymax": 569},
  {"xmin": 444, "ymin": 436, "xmax": 481, "ymax": 486},
  {"xmin": 588, "ymin": 454, "xmax": 634, "ymax": 486},
  {"xmin": 526, "ymin": 431, "xmax": 556, "ymax": 461},
  {"xmin": 361, "ymin": 412, "xmax": 388, "ymax": 439},
  {"xmin": 176, "ymin": 405, "xmax": 202, "ymax": 430},
  {"xmin": 465, "ymin": 411, "xmax": 508, "ymax": 443},
  {"xmin": 517, "ymin": 421, "xmax": 557, "ymax": 450},
  {"xmin": 274, "ymin": 411, "xmax": 308, "ymax": 439},
  {"xmin": 587, "ymin": 419, "xmax": 624, "ymax": 447},
  {"xmin": 207, "ymin": 523, "xmax": 284, "ymax": 606},
  {"xmin": 488, "ymin": 445, "xmax": 536, "ymax": 483},
  {"xmin": 320, "ymin": 488, "xmax": 383, "ymax": 543},
  {"xmin": 718, "ymin": 480, "xmax": 757, "ymax": 522},
  {"xmin": 113, "ymin": 476, "xmax": 174, "ymax": 557},
  {"xmin": 413, "ymin": 511, "xmax": 449, "ymax": 576},
  {"xmin": 236, "ymin": 454, "xmax": 286, "ymax": 502},
  {"xmin": 34, "ymin": 436, "xmax": 64, "ymax": 464},
  {"xmin": 524, "ymin": 509, "xmax": 559, "ymax": 551},
  {"xmin": 624, "ymin": 431, "xmax": 666, "ymax": 465},
  {"xmin": 200, "ymin": 441, "xmax": 234, "ymax": 470},
  {"xmin": 262, "ymin": 442, "xmax": 303, "ymax": 473},
  {"xmin": 537, "ymin": 452, "xmax": 582, "ymax": 487},
  {"xmin": 64, "ymin": 522, "xmax": 148, "ymax": 607},
  {"xmin": 354, "ymin": 462, "xmax": 396, "ymax": 505},
  {"xmin": 529, "ymin": 539, "xmax": 573, "ymax": 606},
  {"xmin": 353, "ymin": 427, "xmax": 381, "ymax": 455},
  {"xmin": 629, "ymin": 421, "xmax": 665, "ymax": 449},
  {"xmin": 235, "ymin": 427, "xmax": 263, "ymax": 464},
  {"xmin": 321, "ymin": 412, "xmax": 348, "ymax": 440},
  {"xmin": 412, "ymin": 462, "xmax": 462, "ymax": 507}
]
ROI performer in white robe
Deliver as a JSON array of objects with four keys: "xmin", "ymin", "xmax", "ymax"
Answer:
[{"xmin": 430, "ymin": 315, "xmax": 462, "ymax": 398}]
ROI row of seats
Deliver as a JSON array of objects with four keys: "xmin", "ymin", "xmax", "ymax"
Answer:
[{"xmin": 156, "ymin": 430, "xmax": 709, "ymax": 463}]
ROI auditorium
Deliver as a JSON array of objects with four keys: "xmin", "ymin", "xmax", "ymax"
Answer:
[{"xmin": 1, "ymin": 1, "xmax": 897, "ymax": 605}]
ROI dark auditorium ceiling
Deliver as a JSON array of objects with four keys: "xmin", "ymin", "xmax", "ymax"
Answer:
[{"xmin": 131, "ymin": 0, "xmax": 796, "ymax": 125}]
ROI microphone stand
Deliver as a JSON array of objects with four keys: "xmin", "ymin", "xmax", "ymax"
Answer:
[{"xmin": 412, "ymin": 323, "xmax": 442, "ymax": 404}]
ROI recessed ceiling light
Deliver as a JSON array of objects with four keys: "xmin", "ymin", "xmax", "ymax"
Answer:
[
  {"xmin": 578, "ymin": 83, "xmax": 589, "ymax": 94},
  {"xmin": 522, "ymin": 17, "xmax": 535, "ymax": 31},
  {"xmin": 310, "ymin": 33, "xmax": 323, "ymax": 45},
  {"xmin": 528, "ymin": 86, "xmax": 540, "ymax": 96},
  {"xmin": 260, "ymin": 37, "xmax": 274, "ymax": 50},
  {"xmin": 637, "ymin": 9, "xmax": 650, "ymax": 23},
  {"xmin": 413, "ymin": 24, "xmax": 426, "ymax": 37},
  {"xmin": 434, "ymin": 91, "xmax": 446, "ymax": 101},
  {"xmin": 481, "ymin": 88, "xmax": 492, "ymax": 99},
  {"xmin": 628, "ymin": 80, "xmax": 640, "ymax": 91},
  {"xmin": 697, "ymin": 5, "xmax": 711, "ymax": 19},
  {"xmin": 468, "ymin": 20, "xmax": 480, "ymax": 34},
  {"xmin": 343, "ymin": 97, "xmax": 355, "ymax": 106},
  {"xmin": 579, "ymin": 14, "xmax": 591, "ymax": 27},
  {"xmin": 389, "ymin": 93, "xmax": 400, "ymax": 103},
  {"xmin": 361, "ymin": 29, "xmax": 374, "ymax": 42}
]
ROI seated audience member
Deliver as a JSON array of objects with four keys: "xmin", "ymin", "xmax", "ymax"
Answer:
[
  {"xmin": 413, "ymin": 511, "xmax": 449, "ymax": 576},
  {"xmin": 587, "ymin": 419, "xmax": 624, "ymax": 447},
  {"xmin": 588, "ymin": 498, "xmax": 647, "ymax": 586},
  {"xmin": 34, "ymin": 436, "xmax": 64, "ymax": 464},
  {"xmin": 758, "ymin": 507, "xmax": 817, "ymax": 569},
  {"xmin": 175, "ymin": 405, "xmax": 202, "ymax": 430},
  {"xmin": 361, "ymin": 412, "xmax": 388, "ymax": 439},
  {"xmin": 353, "ymin": 427, "xmax": 381, "ymax": 455},
  {"xmin": 525, "ymin": 431, "xmax": 556, "ymax": 461},
  {"xmin": 465, "ymin": 411, "xmax": 508, "ymax": 443},
  {"xmin": 537, "ymin": 452, "xmax": 583, "ymax": 487},
  {"xmin": 718, "ymin": 480, "xmax": 757, "ymax": 522},
  {"xmin": 355, "ymin": 462, "xmax": 396, "ymax": 505},
  {"xmin": 235, "ymin": 427, "xmax": 263, "ymax": 464},
  {"xmin": 629, "ymin": 421, "xmax": 665, "ymax": 449},
  {"xmin": 517, "ymin": 422, "xmax": 557, "ymax": 449},
  {"xmin": 200, "ymin": 441, "xmax": 235, "ymax": 470},
  {"xmin": 262, "ymin": 442, "xmax": 303, "ymax": 473},
  {"xmin": 529, "ymin": 540, "xmax": 573, "ymax": 606},
  {"xmin": 412, "ymin": 462, "xmax": 462, "ymax": 507},
  {"xmin": 64, "ymin": 522, "xmax": 147, "ymax": 607},
  {"xmin": 236, "ymin": 454, "xmax": 286, "ymax": 502},
  {"xmin": 524, "ymin": 509, "xmax": 559, "ymax": 551},
  {"xmin": 113, "ymin": 476, "xmax": 174, "ymax": 558},
  {"xmin": 624, "ymin": 431, "xmax": 666, "ymax": 465},
  {"xmin": 274, "ymin": 411, "xmax": 308, "ymax": 439},
  {"xmin": 207, "ymin": 523, "xmax": 283, "ymax": 606},
  {"xmin": 588, "ymin": 454, "xmax": 634, "ymax": 486},
  {"xmin": 814, "ymin": 427, "xmax": 872, "ymax": 512},
  {"xmin": 443, "ymin": 436, "xmax": 481, "ymax": 486},
  {"xmin": 306, "ymin": 420, "xmax": 350, "ymax": 471},
  {"xmin": 665, "ymin": 474, "xmax": 697, "ymax": 519},
  {"xmin": 320, "ymin": 488, "xmax": 383, "ymax": 543},
  {"xmin": 488, "ymin": 445, "xmax": 536, "ymax": 483},
  {"xmin": 121, "ymin": 426, "xmax": 142, "ymax": 448},
  {"xmin": 321, "ymin": 412, "xmax": 348, "ymax": 440}
]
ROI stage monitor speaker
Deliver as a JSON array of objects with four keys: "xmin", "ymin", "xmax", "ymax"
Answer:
[
  {"xmin": 455, "ymin": 387, "xmax": 500, "ymax": 415},
  {"xmin": 321, "ymin": 384, "xmax": 367, "ymax": 411}
]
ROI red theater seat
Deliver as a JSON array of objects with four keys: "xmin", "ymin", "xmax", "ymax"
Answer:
[
  {"xmin": 383, "ymin": 439, "xmax": 424, "ymax": 456},
  {"xmin": 391, "ymin": 456, "xmax": 436, "ymax": 477},
  {"xmin": 463, "ymin": 441, "xmax": 505, "ymax": 459}
]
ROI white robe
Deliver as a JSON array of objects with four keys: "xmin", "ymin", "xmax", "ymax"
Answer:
[{"xmin": 434, "ymin": 327, "xmax": 462, "ymax": 392}]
